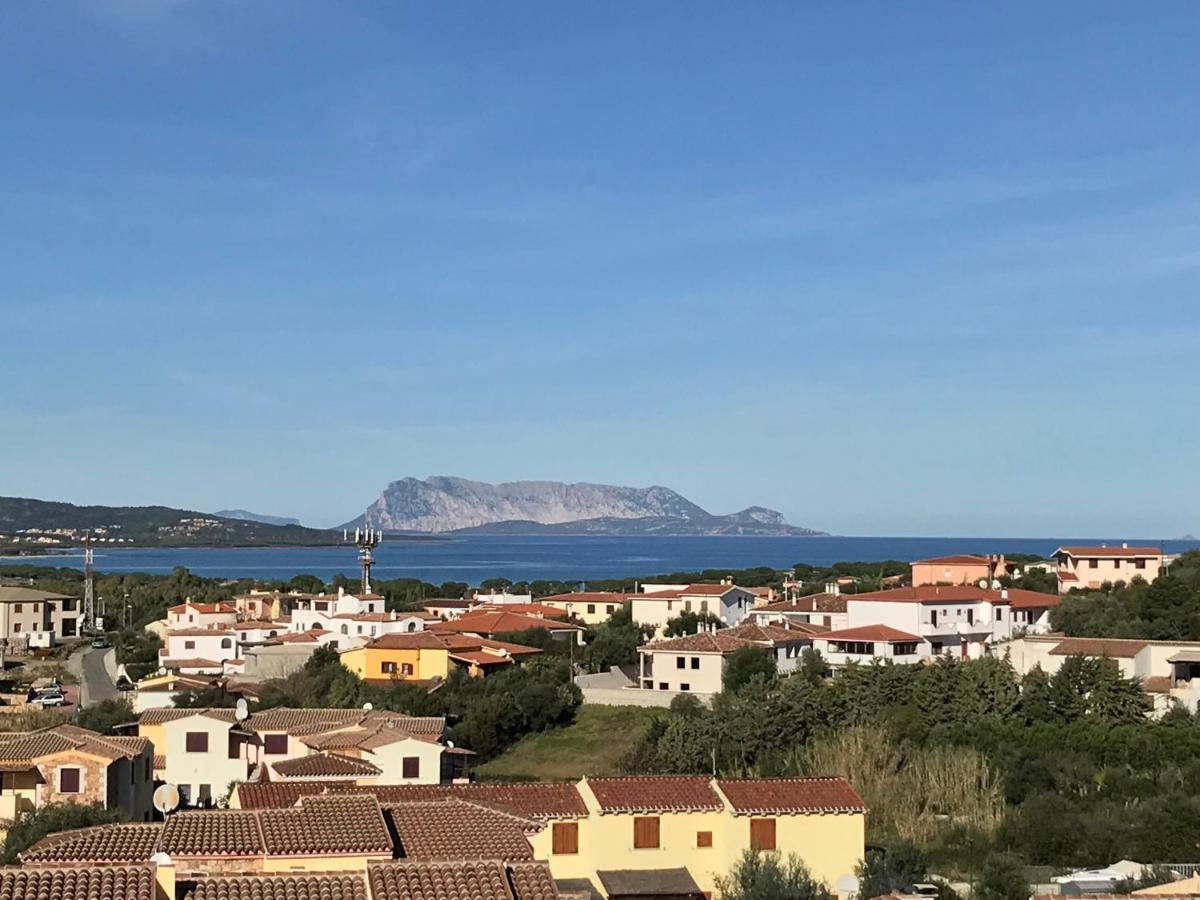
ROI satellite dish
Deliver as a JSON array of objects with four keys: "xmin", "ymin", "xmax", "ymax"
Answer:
[
  {"xmin": 977, "ymin": 579, "xmax": 988, "ymax": 589},
  {"xmin": 991, "ymin": 579, "xmax": 1001, "ymax": 590},
  {"xmin": 362, "ymin": 702, "xmax": 373, "ymax": 711},
  {"xmin": 235, "ymin": 698, "xmax": 249, "ymax": 722},
  {"xmin": 446, "ymin": 740, "xmax": 454, "ymax": 749},
  {"xmin": 149, "ymin": 851, "xmax": 173, "ymax": 866},
  {"xmin": 157, "ymin": 667, "xmax": 168, "ymax": 676},
  {"xmin": 153, "ymin": 783, "xmax": 180, "ymax": 816}
]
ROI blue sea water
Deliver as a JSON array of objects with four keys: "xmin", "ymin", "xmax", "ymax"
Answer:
[{"xmin": 5, "ymin": 535, "xmax": 1198, "ymax": 585}]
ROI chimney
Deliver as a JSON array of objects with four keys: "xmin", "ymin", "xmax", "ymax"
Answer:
[
  {"xmin": 151, "ymin": 855, "xmax": 175, "ymax": 900},
  {"xmin": 1122, "ymin": 542, "xmax": 1129, "ymax": 549},
  {"xmin": 1001, "ymin": 589, "xmax": 1009, "ymax": 601},
  {"xmin": 722, "ymin": 576, "xmax": 733, "ymax": 587}
]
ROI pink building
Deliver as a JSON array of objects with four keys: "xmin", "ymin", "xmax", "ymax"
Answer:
[
  {"xmin": 910, "ymin": 554, "xmax": 1010, "ymax": 587},
  {"xmin": 1054, "ymin": 544, "xmax": 1164, "ymax": 593}
]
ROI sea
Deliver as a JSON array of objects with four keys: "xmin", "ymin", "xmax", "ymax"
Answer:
[{"xmin": 4, "ymin": 535, "xmax": 1198, "ymax": 586}]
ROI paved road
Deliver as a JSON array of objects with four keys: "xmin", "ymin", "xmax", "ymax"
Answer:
[{"xmin": 78, "ymin": 647, "xmax": 117, "ymax": 707}]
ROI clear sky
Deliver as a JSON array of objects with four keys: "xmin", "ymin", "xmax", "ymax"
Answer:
[{"xmin": 3, "ymin": 2, "xmax": 1199, "ymax": 537}]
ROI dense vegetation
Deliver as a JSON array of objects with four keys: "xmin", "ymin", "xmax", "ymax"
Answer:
[
  {"xmin": 620, "ymin": 653, "xmax": 1200, "ymax": 875},
  {"xmin": 1051, "ymin": 551, "xmax": 1200, "ymax": 639}
]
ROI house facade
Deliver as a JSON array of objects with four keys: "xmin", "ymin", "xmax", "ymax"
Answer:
[
  {"xmin": 637, "ymin": 623, "xmax": 819, "ymax": 695},
  {"xmin": 537, "ymin": 592, "xmax": 632, "ymax": 625},
  {"xmin": 1054, "ymin": 544, "xmax": 1164, "ymax": 593},
  {"xmin": 0, "ymin": 586, "xmax": 81, "ymax": 647},
  {"xmin": 631, "ymin": 581, "xmax": 759, "ymax": 635},
  {"xmin": 910, "ymin": 554, "xmax": 1010, "ymax": 587},
  {"xmin": 747, "ymin": 589, "xmax": 849, "ymax": 631}
]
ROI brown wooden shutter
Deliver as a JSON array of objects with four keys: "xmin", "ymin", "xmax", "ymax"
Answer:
[
  {"xmin": 59, "ymin": 767, "xmax": 80, "ymax": 793},
  {"xmin": 552, "ymin": 822, "xmax": 579, "ymax": 854},
  {"xmin": 633, "ymin": 816, "xmax": 660, "ymax": 849},
  {"xmin": 750, "ymin": 818, "xmax": 776, "ymax": 851},
  {"xmin": 186, "ymin": 732, "xmax": 208, "ymax": 753},
  {"xmin": 402, "ymin": 756, "xmax": 420, "ymax": 778},
  {"xmin": 696, "ymin": 830, "xmax": 713, "ymax": 848}
]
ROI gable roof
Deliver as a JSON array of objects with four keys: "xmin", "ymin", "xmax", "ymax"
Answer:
[
  {"xmin": 183, "ymin": 874, "xmax": 369, "ymax": 900},
  {"xmin": 0, "ymin": 587, "xmax": 75, "ymax": 603},
  {"xmin": 754, "ymin": 594, "xmax": 848, "ymax": 614},
  {"xmin": 715, "ymin": 777, "xmax": 865, "ymax": 814},
  {"xmin": 841, "ymin": 585, "xmax": 1059, "ymax": 609},
  {"xmin": 537, "ymin": 592, "xmax": 633, "ymax": 605},
  {"xmin": 430, "ymin": 611, "xmax": 582, "ymax": 635},
  {"xmin": 0, "ymin": 866, "xmax": 156, "ymax": 900},
  {"xmin": 584, "ymin": 775, "xmax": 722, "ymax": 813},
  {"xmin": 22, "ymin": 823, "xmax": 162, "ymax": 864},
  {"xmin": 271, "ymin": 753, "xmax": 382, "ymax": 779},
  {"xmin": 912, "ymin": 554, "xmax": 991, "ymax": 566},
  {"xmin": 1055, "ymin": 545, "xmax": 1162, "ymax": 559},
  {"xmin": 386, "ymin": 798, "xmax": 537, "ymax": 861},
  {"xmin": 0, "ymin": 725, "xmax": 149, "ymax": 767},
  {"xmin": 368, "ymin": 861, "xmax": 559, "ymax": 900},
  {"xmin": 258, "ymin": 794, "xmax": 392, "ymax": 856},
  {"xmin": 642, "ymin": 622, "xmax": 816, "ymax": 654}
]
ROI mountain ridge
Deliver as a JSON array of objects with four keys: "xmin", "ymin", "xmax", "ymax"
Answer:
[
  {"xmin": 345, "ymin": 476, "xmax": 825, "ymax": 536},
  {"xmin": 215, "ymin": 509, "xmax": 302, "ymax": 527}
]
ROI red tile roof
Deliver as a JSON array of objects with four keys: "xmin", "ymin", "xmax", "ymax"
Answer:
[
  {"xmin": 716, "ymin": 777, "xmax": 865, "ymax": 814},
  {"xmin": 473, "ymin": 603, "xmax": 569, "ymax": 619},
  {"xmin": 1058, "ymin": 571, "xmax": 1079, "ymax": 582},
  {"xmin": 817, "ymin": 625, "xmax": 921, "ymax": 643},
  {"xmin": 585, "ymin": 775, "xmax": 721, "ymax": 813},
  {"xmin": 753, "ymin": 594, "xmax": 848, "ymax": 614},
  {"xmin": 22, "ymin": 824, "xmax": 162, "ymax": 863},
  {"xmin": 271, "ymin": 753, "xmax": 383, "ymax": 779},
  {"xmin": 368, "ymin": 861, "xmax": 559, "ymax": 900},
  {"xmin": 0, "ymin": 866, "xmax": 156, "ymax": 900},
  {"xmin": 163, "ymin": 810, "xmax": 264, "ymax": 856},
  {"xmin": 1055, "ymin": 545, "xmax": 1162, "ymax": 559},
  {"xmin": 680, "ymin": 583, "xmax": 741, "ymax": 596},
  {"xmin": 235, "ymin": 782, "xmax": 588, "ymax": 820},
  {"xmin": 360, "ymin": 632, "xmax": 448, "ymax": 650},
  {"xmin": 430, "ymin": 611, "xmax": 582, "ymax": 635},
  {"xmin": 841, "ymin": 585, "xmax": 1058, "ymax": 609},
  {"xmin": 1142, "ymin": 675, "xmax": 1171, "ymax": 694},
  {"xmin": 643, "ymin": 622, "xmax": 817, "ymax": 654},
  {"xmin": 1049, "ymin": 637, "xmax": 1148, "ymax": 658},
  {"xmin": 386, "ymin": 798, "xmax": 537, "ymax": 861},
  {"xmin": 257, "ymin": 794, "xmax": 392, "ymax": 856},
  {"xmin": 169, "ymin": 602, "xmax": 236, "ymax": 615},
  {"xmin": 912, "ymin": 554, "xmax": 991, "ymax": 566},
  {"xmin": 183, "ymin": 875, "xmax": 369, "ymax": 900}
]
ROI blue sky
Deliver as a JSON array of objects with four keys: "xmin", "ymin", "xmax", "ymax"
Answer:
[{"xmin": 3, "ymin": 2, "xmax": 1199, "ymax": 537}]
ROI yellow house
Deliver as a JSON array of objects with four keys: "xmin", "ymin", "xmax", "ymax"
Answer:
[
  {"xmin": 538, "ymin": 592, "xmax": 633, "ymax": 626},
  {"xmin": 340, "ymin": 632, "xmax": 451, "ymax": 681}
]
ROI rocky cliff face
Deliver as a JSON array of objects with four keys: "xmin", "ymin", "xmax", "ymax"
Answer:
[{"xmin": 345, "ymin": 476, "xmax": 824, "ymax": 536}]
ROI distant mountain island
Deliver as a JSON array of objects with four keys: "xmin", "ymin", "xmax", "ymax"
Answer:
[
  {"xmin": 215, "ymin": 509, "xmax": 302, "ymax": 527},
  {"xmin": 0, "ymin": 496, "xmax": 337, "ymax": 550},
  {"xmin": 344, "ymin": 476, "xmax": 826, "ymax": 536}
]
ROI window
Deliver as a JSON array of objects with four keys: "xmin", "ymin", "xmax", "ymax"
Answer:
[
  {"xmin": 680, "ymin": 683, "xmax": 690, "ymax": 692},
  {"xmin": 696, "ymin": 830, "xmax": 713, "ymax": 848},
  {"xmin": 401, "ymin": 663, "xmax": 414, "ymax": 676},
  {"xmin": 263, "ymin": 734, "xmax": 288, "ymax": 755},
  {"xmin": 552, "ymin": 822, "xmax": 579, "ymax": 854},
  {"xmin": 1136, "ymin": 559, "xmax": 1147, "ymax": 569},
  {"xmin": 198, "ymin": 784, "xmax": 212, "ymax": 806},
  {"xmin": 402, "ymin": 757, "xmax": 420, "ymax": 779},
  {"xmin": 1114, "ymin": 559, "xmax": 1122, "ymax": 569},
  {"xmin": 184, "ymin": 640, "xmax": 196, "ymax": 650},
  {"xmin": 220, "ymin": 638, "xmax": 232, "ymax": 649},
  {"xmin": 606, "ymin": 605, "xmax": 615, "ymax": 614},
  {"xmin": 228, "ymin": 733, "xmax": 241, "ymax": 759},
  {"xmin": 676, "ymin": 657, "xmax": 686, "ymax": 669},
  {"xmin": 382, "ymin": 661, "xmax": 397, "ymax": 674},
  {"xmin": 1089, "ymin": 559, "xmax": 1099, "ymax": 569},
  {"xmin": 185, "ymin": 732, "xmax": 209, "ymax": 753},
  {"xmin": 831, "ymin": 640, "xmax": 876, "ymax": 655},
  {"xmin": 893, "ymin": 642, "xmax": 919, "ymax": 656},
  {"xmin": 658, "ymin": 682, "xmax": 668, "ymax": 690},
  {"xmin": 59, "ymin": 767, "xmax": 81, "ymax": 794},
  {"xmin": 406, "ymin": 622, "xmax": 415, "ymax": 632},
  {"xmin": 685, "ymin": 600, "xmax": 692, "ymax": 612},
  {"xmin": 13, "ymin": 604, "xmax": 21, "ymax": 613},
  {"xmin": 700, "ymin": 601, "xmax": 708, "ymax": 614},
  {"xmin": 930, "ymin": 611, "xmax": 938, "ymax": 626},
  {"xmin": 587, "ymin": 604, "xmax": 596, "ymax": 615},
  {"xmin": 690, "ymin": 657, "xmax": 700, "ymax": 670},
  {"xmin": 633, "ymin": 816, "xmax": 660, "ymax": 849},
  {"xmin": 750, "ymin": 818, "xmax": 777, "ymax": 851},
  {"xmin": 966, "ymin": 610, "xmax": 974, "ymax": 626},
  {"xmin": 995, "ymin": 608, "xmax": 1002, "ymax": 621},
  {"xmin": 11, "ymin": 624, "xmax": 18, "ymax": 634}
]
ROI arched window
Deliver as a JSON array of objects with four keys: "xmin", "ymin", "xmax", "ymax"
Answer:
[
  {"xmin": 220, "ymin": 638, "xmax": 232, "ymax": 649},
  {"xmin": 407, "ymin": 622, "xmax": 417, "ymax": 632},
  {"xmin": 341, "ymin": 624, "xmax": 349, "ymax": 635}
]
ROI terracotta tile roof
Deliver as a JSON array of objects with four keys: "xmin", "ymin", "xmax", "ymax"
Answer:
[
  {"xmin": 164, "ymin": 810, "xmax": 265, "ymax": 856},
  {"xmin": 152, "ymin": 754, "xmax": 166, "ymax": 769},
  {"xmin": 1058, "ymin": 571, "xmax": 1079, "ymax": 582},
  {"xmin": 839, "ymin": 585, "xmax": 1058, "ymax": 609},
  {"xmin": 912, "ymin": 554, "xmax": 991, "ymax": 565},
  {"xmin": 716, "ymin": 777, "xmax": 865, "ymax": 814},
  {"xmin": 0, "ymin": 725, "xmax": 149, "ymax": 765},
  {"xmin": 643, "ymin": 622, "xmax": 815, "ymax": 654},
  {"xmin": 270, "ymin": 630, "xmax": 326, "ymax": 643},
  {"xmin": 169, "ymin": 602, "xmax": 236, "ymax": 615},
  {"xmin": 1049, "ymin": 637, "xmax": 1148, "ymax": 658},
  {"xmin": 754, "ymin": 594, "xmax": 848, "ymax": 614},
  {"xmin": 817, "ymin": 625, "xmax": 921, "ymax": 643},
  {"xmin": 632, "ymin": 590, "xmax": 681, "ymax": 600},
  {"xmin": 439, "ymin": 635, "xmax": 542, "ymax": 657},
  {"xmin": 473, "ymin": 604, "xmax": 568, "ymax": 619},
  {"xmin": 359, "ymin": 632, "xmax": 448, "ymax": 650},
  {"xmin": 22, "ymin": 823, "xmax": 162, "ymax": 863},
  {"xmin": 430, "ymin": 611, "xmax": 582, "ymax": 635},
  {"xmin": 585, "ymin": 776, "xmax": 721, "ymax": 813},
  {"xmin": 508, "ymin": 864, "xmax": 561, "ymax": 900},
  {"xmin": 386, "ymin": 798, "xmax": 536, "ymax": 860},
  {"xmin": 1056, "ymin": 545, "xmax": 1162, "ymax": 559},
  {"xmin": 183, "ymin": 874, "xmax": 369, "ymax": 900},
  {"xmin": 161, "ymin": 657, "xmax": 225, "ymax": 669},
  {"xmin": 139, "ymin": 708, "xmax": 237, "ymax": 724},
  {"xmin": 258, "ymin": 794, "xmax": 392, "ymax": 856},
  {"xmin": 235, "ymin": 782, "xmax": 588, "ymax": 820},
  {"xmin": 423, "ymin": 599, "xmax": 473, "ymax": 608},
  {"xmin": 369, "ymin": 861, "xmax": 559, "ymax": 900},
  {"xmin": 271, "ymin": 753, "xmax": 382, "ymax": 779},
  {"xmin": 0, "ymin": 866, "xmax": 156, "ymax": 900}
]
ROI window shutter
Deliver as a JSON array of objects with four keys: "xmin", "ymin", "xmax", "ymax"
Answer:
[
  {"xmin": 696, "ymin": 830, "xmax": 713, "ymax": 848},
  {"xmin": 552, "ymin": 822, "xmax": 579, "ymax": 854},
  {"xmin": 59, "ymin": 767, "xmax": 81, "ymax": 793},
  {"xmin": 633, "ymin": 816, "xmax": 660, "ymax": 849},
  {"xmin": 402, "ymin": 756, "xmax": 420, "ymax": 778},
  {"xmin": 186, "ymin": 732, "xmax": 209, "ymax": 753},
  {"xmin": 750, "ymin": 818, "xmax": 776, "ymax": 851}
]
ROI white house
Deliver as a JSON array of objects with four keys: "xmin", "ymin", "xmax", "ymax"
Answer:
[
  {"xmin": 747, "ymin": 588, "xmax": 850, "ymax": 631},
  {"xmin": 288, "ymin": 587, "xmax": 433, "ymax": 649},
  {"xmin": 160, "ymin": 627, "xmax": 240, "ymax": 675},
  {"xmin": 630, "ymin": 580, "xmax": 760, "ymax": 635},
  {"xmin": 811, "ymin": 625, "xmax": 926, "ymax": 667},
  {"xmin": 166, "ymin": 602, "xmax": 238, "ymax": 630}
]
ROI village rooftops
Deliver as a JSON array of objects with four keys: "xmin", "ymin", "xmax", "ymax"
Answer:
[
  {"xmin": 271, "ymin": 753, "xmax": 383, "ymax": 779},
  {"xmin": 817, "ymin": 624, "xmax": 922, "ymax": 643},
  {"xmin": 138, "ymin": 706, "xmax": 445, "ymax": 739},
  {"xmin": 235, "ymin": 780, "xmax": 590, "ymax": 820},
  {"xmin": 21, "ymin": 823, "xmax": 162, "ymax": 864},
  {"xmin": 584, "ymin": 775, "xmax": 723, "ymax": 813},
  {"xmin": 473, "ymin": 603, "xmax": 570, "ymax": 619},
  {"xmin": 0, "ymin": 724, "xmax": 149, "ymax": 769},
  {"xmin": 641, "ymin": 622, "xmax": 819, "ymax": 654},
  {"xmin": 429, "ymin": 611, "xmax": 583, "ymax": 635},
  {"xmin": 385, "ymin": 798, "xmax": 540, "ymax": 861},
  {"xmin": 755, "ymin": 594, "xmax": 848, "ymax": 614},
  {"xmin": 0, "ymin": 866, "xmax": 156, "ymax": 900},
  {"xmin": 368, "ymin": 860, "xmax": 559, "ymax": 900},
  {"xmin": 183, "ymin": 874, "xmax": 370, "ymax": 900},
  {"xmin": 715, "ymin": 777, "xmax": 866, "ymax": 814}
]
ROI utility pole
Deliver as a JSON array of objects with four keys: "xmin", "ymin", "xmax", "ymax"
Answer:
[{"xmin": 82, "ymin": 533, "xmax": 95, "ymax": 634}]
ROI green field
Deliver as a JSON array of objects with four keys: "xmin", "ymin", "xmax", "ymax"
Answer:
[{"xmin": 475, "ymin": 705, "xmax": 662, "ymax": 782}]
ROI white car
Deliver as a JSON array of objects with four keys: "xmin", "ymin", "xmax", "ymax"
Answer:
[{"xmin": 31, "ymin": 691, "xmax": 66, "ymax": 708}]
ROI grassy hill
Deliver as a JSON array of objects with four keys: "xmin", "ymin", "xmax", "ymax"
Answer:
[
  {"xmin": 0, "ymin": 496, "xmax": 338, "ymax": 549},
  {"xmin": 474, "ymin": 705, "xmax": 662, "ymax": 782}
]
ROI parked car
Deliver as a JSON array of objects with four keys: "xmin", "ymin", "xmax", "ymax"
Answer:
[
  {"xmin": 31, "ymin": 690, "xmax": 66, "ymax": 708},
  {"xmin": 114, "ymin": 676, "xmax": 135, "ymax": 692},
  {"xmin": 91, "ymin": 636, "xmax": 110, "ymax": 649}
]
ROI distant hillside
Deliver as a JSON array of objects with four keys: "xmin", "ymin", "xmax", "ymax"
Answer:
[
  {"xmin": 0, "ymin": 497, "xmax": 338, "ymax": 549},
  {"xmin": 215, "ymin": 509, "xmax": 302, "ymax": 527},
  {"xmin": 345, "ymin": 476, "xmax": 825, "ymax": 536}
]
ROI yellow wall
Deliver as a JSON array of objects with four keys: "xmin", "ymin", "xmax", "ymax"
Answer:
[{"xmin": 340, "ymin": 646, "xmax": 450, "ymax": 681}]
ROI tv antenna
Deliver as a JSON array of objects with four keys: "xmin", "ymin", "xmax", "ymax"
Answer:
[
  {"xmin": 345, "ymin": 526, "xmax": 382, "ymax": 594},
  {"xmin": 82, "ymin": 532, "xmax": 95, "ymax": 634}
]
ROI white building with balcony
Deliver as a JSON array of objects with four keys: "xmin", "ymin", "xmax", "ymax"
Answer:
[{"xmin": 630, "ymin": 580, "xmax": 760, "ymax": 635}]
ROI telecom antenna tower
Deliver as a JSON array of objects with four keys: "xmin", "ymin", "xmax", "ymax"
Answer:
[
  {"xmin": 82, "ymin": 532, "xmax": 95, "ymax": 633},
  {"xmin": 345, "ymin": 526, "xmax": 382, "ymax": 594}
]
